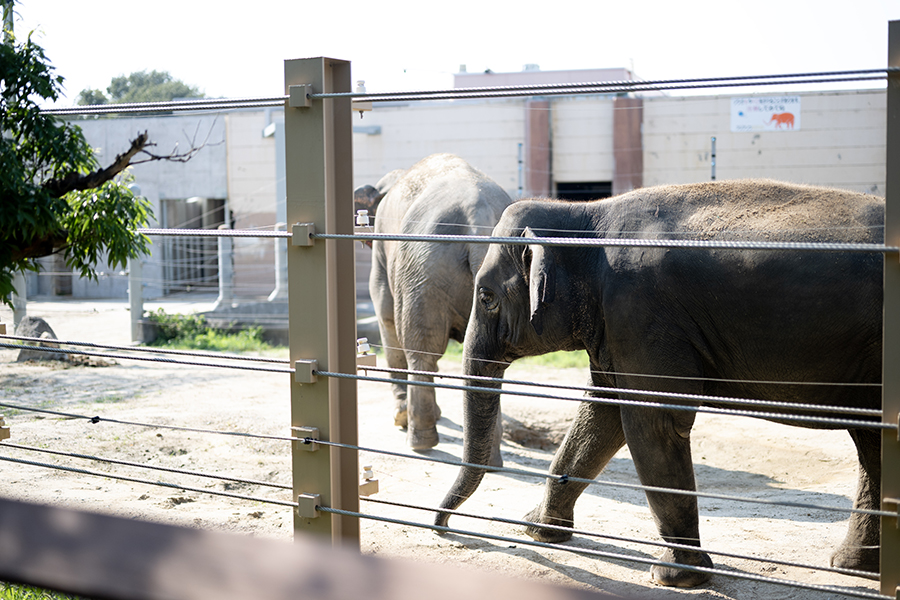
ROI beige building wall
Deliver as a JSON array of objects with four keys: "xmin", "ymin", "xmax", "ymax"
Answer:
[
  {"xmin": 353, "ymin": 100, "xmax": 525, "ymax": 196},
  {"xmin": 225, "ymin": 111, "xmax": 279, "ymax": 297},
  {"xmin": 643, "ymin": 90, "xmax": 885, "ymax": 195}
]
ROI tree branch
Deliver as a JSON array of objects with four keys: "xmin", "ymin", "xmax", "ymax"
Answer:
[{"xmin": 42, "ymin": 132, "xmax": 150, "ymax": 198}]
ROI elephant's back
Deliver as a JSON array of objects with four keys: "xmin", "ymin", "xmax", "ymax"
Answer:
[{"xmin": 600, "ymin": 179, "xmax": 884, "ymax": 245}]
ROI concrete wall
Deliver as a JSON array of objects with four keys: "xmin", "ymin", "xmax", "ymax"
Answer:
[{"xmin": 643, "ymin": 90, "xmax": 885, "ymax": 194}]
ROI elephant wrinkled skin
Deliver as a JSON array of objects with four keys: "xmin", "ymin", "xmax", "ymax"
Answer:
[
  {"xmin": 435, "ymin": 179, "xmax": 883, "ymax": 587},
  {"xmin": 358, "ymin": 154, "xmax": 513, "ymax": 456}
]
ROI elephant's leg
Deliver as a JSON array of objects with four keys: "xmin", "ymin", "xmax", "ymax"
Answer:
[
  {"xmin": 621, "ymin": 406, "xmax": 712, "ymax": 588},
  {"xmin": 525, "ymin": 401, "xmax": 626, "ymax": 543},
  {"xmin": 830, "ymin": 428, "xmax": 880, "ymax": 573},
  {"xmin": 378, "ymin": 320, "xmax": 409, "ymax": 427},
  {"xmin": 370, "ymin": 257, "xmax": 409, "ymax": 427},
  {"xmin": 405, "ymin": 350, "xmax": 442, "ymax": 450}
]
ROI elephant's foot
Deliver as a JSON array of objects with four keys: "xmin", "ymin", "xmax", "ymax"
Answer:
[
  {"xmin": 408, "ymin": 425, "xmax": 439, "ymax": 450},
  {"xmin": 394, "ymin": 398, "xmax": 408, "ymax": 428},
  {"xmin": 650, "ymin": 548, "xmax": 713, "ymax": 588},
  {"xmin": 523, "ymin": 506, "xmax": 574, "ymax": 543},
  {"xmin": 397, "ymin": 401, "xmax": 440, "ymax": 428},
  {"xmin": 830, "ymin": 544, "xmax": 879, "ymax": 575}
]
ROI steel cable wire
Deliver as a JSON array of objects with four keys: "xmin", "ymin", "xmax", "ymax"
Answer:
[
  {"xmin": 0, "ymin": 366, "xmax": 889, "ymax": 518},
  {"xmin": 0, "ymin": 401, "xmax": 296, "ymax": 442},
  {"xmin": 319, "ymin": 370, "xmax": 894, "ymax": 431},
  {"xmin": 360, "ymin": 75, "xmax": 889, "ymax": 103},
  {"xmin": 138, "ymin": 228, "xmax": 290, "ymax": 238},
  {"xmin": 131, "ymin": 226, "xmax": 898, "ymax": 256},
  {"xmin": 360, "ymin": 497, "xmax": 876, "ymax": 580},
  {"xmin": 0, "ymin": 454, "xmax": 298, "ymax": 508},
  {"xmin": 316, "ymin": 505, "xmax": 890, "ymax": 600},
  {"xmin": 315, "ymin": 68, "xmax": 895, "ymax": 100},
  {"xmin": 0, "ymin": 342, "xmax": 293, "ymax": 374},
  {"xmin": 359, "ymin": 365, "xmax": 882, "ymax": 417},
  {"xmin": 38, "ymin": 69, "xmax": 895, "ymax": 117},
  {"xmin": 312, "ymin": 231, "xmax": 899, "ymax": 254},
  {"xmin": 1, "ymin": 335, "xmax": 289, "ymax": 364},
  {"xmin": 0, "ymin": 442, "xmax": 292, "ymax": 490},
  {"xmin": 371, "ymin": 341, "xmax": 881, "ymax": 388},
  {"xmin": 2, "ymin": 349, "xmax": 889, "ymax": 513},
  {"xmin": 302, "ymin": 437, "xmax": 897, "ymax": 520}
]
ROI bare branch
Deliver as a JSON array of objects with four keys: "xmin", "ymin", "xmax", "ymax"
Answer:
[
  {"xmin": 42, "ymin": 132, "xmax": 150, "ymax": 198},
  {"xmin": 41, "ymin": 118, "xmax": 222, "ymax": 196}
]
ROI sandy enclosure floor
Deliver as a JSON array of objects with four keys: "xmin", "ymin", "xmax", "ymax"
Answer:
[{"xmin": 0, "ymin": 299, "xmax": 883, "ymax": 599}]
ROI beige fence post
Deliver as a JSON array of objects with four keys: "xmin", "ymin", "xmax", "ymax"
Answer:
[
  {"xmin": 883, "ymin": 20, "xmax": 900, "ymax": 598},
  {"xmin": 284, "ymin": 57, "xmax": 360, "ymax": 547}
]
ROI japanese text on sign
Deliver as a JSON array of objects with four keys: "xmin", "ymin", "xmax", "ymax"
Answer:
[{"xmin": 731, "ymin": 96, "xmax": 801, "ymax": 132}]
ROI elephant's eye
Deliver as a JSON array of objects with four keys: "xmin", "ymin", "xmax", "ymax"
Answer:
[{"xmin": 478, "ymin": 287, "xmax": 499, "ymax": 311}]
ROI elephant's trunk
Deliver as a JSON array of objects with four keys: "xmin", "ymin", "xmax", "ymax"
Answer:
[{"xmin": 434, "ymin": 357, "xmax": 506, "ymax": 528}]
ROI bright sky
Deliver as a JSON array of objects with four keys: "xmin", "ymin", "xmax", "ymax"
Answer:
[{"xmin": 12, "ymin": 0, "xmax": 900, "ymax": 106}]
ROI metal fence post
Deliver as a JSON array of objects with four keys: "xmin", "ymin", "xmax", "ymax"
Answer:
[
  {"xmin": 882, "ymin": 19, "xmax": 900, "ymax": 599},
  {"xmin": 214, "ymin": 227, "xmax": 234, "ymax": 310},
  {"xmin": 284, "ymin": 57, "xmax": 360, "ymax": 547},
  {"xmin": 11, "ymin": 270, "xmax": 26, "ymax": 330},
  {"xmin": 128, "ymin": 257, "xmax": 143, "ymax": 343}
]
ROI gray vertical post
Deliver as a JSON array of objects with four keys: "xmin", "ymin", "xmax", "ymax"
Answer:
[
  {"xmin": 11, "ymin": 271, "xmax": 25, "ymax": 330},
  {"xmin": 214, "ymin": 226, "xmax": 234, "ymax": 310},
  {"xmin": 268, "ymin": 223, "xmax": 288, "ymax": 302},
  {"xmin": 710, "ymin": 136, "xmax": 717, "ymax": 181},
  {"xmin": 285, "ymin": 58, "xmax": 359, "ymax": 547},
  {"xmin": 269, "ymin": 120, "xmax": 288, "ymax": 302},
  {"xmin": 882, "ymin": 19, "xmax": 900, "ymax": 598},
  {"xmin": 517, "ymin": 142, "xmax": 524, "ymax": 198},
  {"xmin": 128, "ymin": 257, "xmax": 143, "ymax": 343}
]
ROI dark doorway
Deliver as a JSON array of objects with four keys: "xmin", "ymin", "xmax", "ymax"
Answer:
[
  {"xmin": 160, "ymin": 198, "xmax": 226, "ymax": 294},
  {"xmin": 555, "ymin": 181, "xmax": 612, "ymax": 202}
]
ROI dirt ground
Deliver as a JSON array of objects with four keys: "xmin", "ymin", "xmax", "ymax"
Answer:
[{"xmin": 0, "ymin": 299, "xmax": 883, "ymax": 599}]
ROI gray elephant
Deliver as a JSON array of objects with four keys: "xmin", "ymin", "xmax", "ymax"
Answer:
[
  {"xmin": 356, "ymin": 154, "xmax": 513, "ymax": 455},
  {"xmin": 435, "ymin": 180, "xmax": 883, "ymax": 587}
]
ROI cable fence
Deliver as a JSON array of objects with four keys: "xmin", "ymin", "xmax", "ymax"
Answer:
[{"xmin": 2, "ymin": 59, "xmax": 897, "ymax": 599}]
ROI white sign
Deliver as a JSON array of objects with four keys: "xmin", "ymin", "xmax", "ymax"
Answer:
[{"xmin": 731, "ymin": 96, "xmax": 801, "ymax": 132}]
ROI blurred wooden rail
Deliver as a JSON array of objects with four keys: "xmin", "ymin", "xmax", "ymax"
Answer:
[{"xmin": 0, "ymin": 497, "xmax": 612, "ymax": 600}]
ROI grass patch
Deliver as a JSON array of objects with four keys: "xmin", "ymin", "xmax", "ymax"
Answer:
[
  {"xmin": 442, "ymin": 340, "xmax": 589, "ymax": 370},
  {"xmin": 144, "ymin": 309, "xmax": 285, "ymax": 355},
  {"xmin": 0, "ymin": 583, "xmax": 85, "ymax": 600}
]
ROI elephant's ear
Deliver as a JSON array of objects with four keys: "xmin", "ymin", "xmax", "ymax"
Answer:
[{"xmin": 524, "ymin": 227, "xmax": 555, "ymax": 336}]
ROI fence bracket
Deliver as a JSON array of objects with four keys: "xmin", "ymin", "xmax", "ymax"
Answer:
[
  {"xmin": 359, "ymin": 465, "xmax": 379, "ymax": 497},
  {"xmin": 0, "ymin": 417, "xmax": 9, "ymax": 441},
  {"xmin": 288, "ymin": 84, "xmax": 312, "ymax": 108},
  {"xmin": 291, "ymin": 223, "xmax": 316, "ymax": 247},
  {"xmin": 294, "ymin": 359, "xmax": 318, "ymax": 384},
  {"xmin": 296, "ymin": 493, "xmax": 320, "ymax": 519},
  {"xmin": 292, "ymin": 426, "xmax": 319, "ymax": 452},
  {"xmin": 357, "ymin": 353, "xmax": 377, "ymax": 369}
]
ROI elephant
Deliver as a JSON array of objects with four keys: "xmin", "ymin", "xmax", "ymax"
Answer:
[
  {"xmin": 434, "ymin": 179, "xmax": 884, "ymax": 587},
  {"xmin": 355, "ymin": 154, "xmax": 514, "ymax": 455}
]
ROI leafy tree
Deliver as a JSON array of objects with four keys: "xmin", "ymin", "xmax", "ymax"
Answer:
[
  {"xmin": 78, "ymin": 70, "xmax": 204, "ymax": 105},
  {"xmin": 0, "ymin": 27, "xmax": 154, "ymax": 306}
]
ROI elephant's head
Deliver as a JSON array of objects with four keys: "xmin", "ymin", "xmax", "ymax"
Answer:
[
  {"xmin": 353, "ymin": 168, "xmax": 406, "ymax": 217},
  {"xmin": 435, "ymin": 201, "xmax": 593, "ymax": 526}
]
